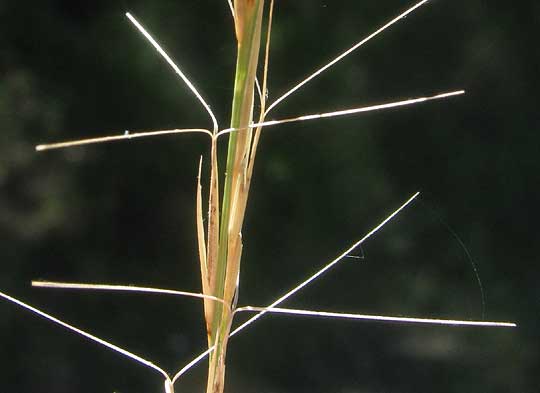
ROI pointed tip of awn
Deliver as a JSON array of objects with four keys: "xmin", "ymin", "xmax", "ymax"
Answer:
[{"xmin": 435, "ymin": 90, "xmax": 465, "ymax": 99}]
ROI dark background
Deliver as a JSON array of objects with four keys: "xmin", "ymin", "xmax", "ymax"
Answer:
[{"xmin": 1, "ymin": 1, "xmax": 537, "ymax": 392}]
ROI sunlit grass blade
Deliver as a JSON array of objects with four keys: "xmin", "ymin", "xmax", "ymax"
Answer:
[
  {"xmin": 126, "ymin": 12, "xmax": 219, "ymax": 133},
  {"xmin": 234, "ymin": 306, "xmax": 517, "ymax": 328},
  {"xmin": 265, "ymin": 0, "xmax": 432, "ymax": 115},
  {"xmin": 0, "ymin": 290, "xmax": 170, "ymax": 381},
  {"xmin": 35, "ymin": 127, "xmax": 213, "ymax": 152}
]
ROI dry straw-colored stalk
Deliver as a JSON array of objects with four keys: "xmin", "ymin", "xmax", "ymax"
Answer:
[{"xmin": 0, "ymin": 1, "xmax": 516, "ymax": 393}]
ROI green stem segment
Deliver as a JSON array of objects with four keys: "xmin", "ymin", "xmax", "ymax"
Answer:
[{"xmin": 205, "ymin": 2, "xmax": 265, "ymax": 393}]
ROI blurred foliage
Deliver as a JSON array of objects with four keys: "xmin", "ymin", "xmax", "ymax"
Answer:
[{"xmin": 0, "ymin": 1, "xmax": 537, "ymax": 392}]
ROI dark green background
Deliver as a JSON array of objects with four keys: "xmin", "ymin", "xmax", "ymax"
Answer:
[{"xmin": 1, "ymin": 1, "xmax": 537, "ymax": 392}]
